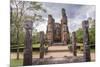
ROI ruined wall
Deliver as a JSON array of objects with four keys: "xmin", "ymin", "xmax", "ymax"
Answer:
[
  {"xmin": 54, "ymin": 23, "xmax": 61, "ymax": 42},
  {"xmin": 46, "ymin": 8, "xmax": 70, "ymax": 45},
  {"xmin": 46, "ymin": 15, "xmax": 54, "ymax": 45},
  {"xmin": 61, "ymin": 8, "xmax": 69, "ymax": 45}
]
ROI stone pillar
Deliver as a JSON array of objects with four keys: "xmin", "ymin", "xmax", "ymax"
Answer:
[
  {"xmin": 72, "ymin": 32, "xmax": 77, "ymax": 56},
  {"xmin": 82, "ymin": 20, "xmax": 91, "ymax": 62},
  {"xmin": 61, "ymin": 8, "xmax": 69, "ymax": 45},
  {"xmin": 44, "ymin": 36, "xmax": 48, "ymax": 54},
  {"xmin": 23, "ymin": 19, "xmax": 33, "ymax": 66},
  {"xmin": 62, "ymin": 25, "xmax": 68, "ymax": 45},
  {"xmin": 47, "ymin": 15, "xmax": 54, "ymax": 45},
  {"xmin": 40, "ymin": 31, "xmax": 45, "ymax": 58}
]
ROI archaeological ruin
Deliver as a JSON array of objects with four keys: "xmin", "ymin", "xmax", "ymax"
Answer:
[
  {"xmin": 46, "ymin": 8, "xmax": 70, "ymax": 45},
  {"xmin": 23, "ymin": 8, "xmax": 92, "ymax": 66}
]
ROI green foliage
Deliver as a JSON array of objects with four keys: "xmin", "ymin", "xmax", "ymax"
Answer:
[
  {"xmin": 76, "ymin": 27, "xmax": 95, "ymax": 44},
  {"xmin": 76, "ymin": 28, "xmax": 83, "ymax": 43},
  {"xmin": 32, "ymin": 32, "xmax": 40, "ymax": 44},
  {"xmin": 89, "ymin": 28, "xmax": 95, "ymax": 44},
  {"xmin": 11, "ymin": 30, "xmax": 25, "ymax": 45},
  {"xmin": 10, "ymin": 0, "xmax": 46, "ymax": 46}
]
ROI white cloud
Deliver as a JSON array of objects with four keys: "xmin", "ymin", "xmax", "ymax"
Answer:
[{"xmin": 35, "ymin": 3, "xmax": 95, "ymax": 33}]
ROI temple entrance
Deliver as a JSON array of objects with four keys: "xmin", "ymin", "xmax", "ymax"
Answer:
[{"xmin": 54, "ymin": 23, "xmax": 61, "ymax": 43}]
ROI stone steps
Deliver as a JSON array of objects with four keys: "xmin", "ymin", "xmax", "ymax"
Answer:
[
  {"xmin": 52, "ymin": 42, "xmax": 64, "ymax": 46},
  {"xmin": 48, "ymin": 45, "xmax": 69, "ymax": 52},
  {"xmin": 48, "ymin": 50, "xmax": 69, "ymax": 52},
  {"xmin": 44, "ymin": 51, "xmax": 74, "ymax": 58},
  {"xmin": 44, "ymin": 46, "xmax": 71, "ymax": 58},
  {"xmin": 44, "ymin": 45, "xmax": 72, "ymax": 58}
]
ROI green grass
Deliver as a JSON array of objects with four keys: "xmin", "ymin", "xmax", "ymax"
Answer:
[
  {"xmin": 11, "ymin": 43, "xmax": 40, "ymax": 49},
  {"xmin": 10, "ymin": 59, "xmax": 23, "ymax": 67},
  {"xmin": 90, "ymin": 48, "xmax": 95, "ymax": 52},
  {"xmin": 32, "ymin": 44, "xmax": 40, "ymax": 48}
]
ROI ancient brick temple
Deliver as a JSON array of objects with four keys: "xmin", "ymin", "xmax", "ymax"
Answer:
[{"xmin": 46, "ymin": 8, "xmax": 70, "ymax": 45}]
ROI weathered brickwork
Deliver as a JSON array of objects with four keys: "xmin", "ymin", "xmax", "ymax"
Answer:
[{"xmin": 46, "ymin": 8, "xmax": 70, "ymax": 45}]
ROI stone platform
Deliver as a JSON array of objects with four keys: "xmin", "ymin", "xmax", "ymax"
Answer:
[{"xmin": 32, "ymin": 56, "xmax": 85, "ymax": 65}]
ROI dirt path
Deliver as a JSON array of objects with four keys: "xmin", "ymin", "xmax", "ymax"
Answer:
[
  {"xmin": 10, "ymin": 52, "xmax": 95, "ymax": 61},
  {"xmin": 11, "ymin": 46, "xmax": 95, "ymax": 61}
]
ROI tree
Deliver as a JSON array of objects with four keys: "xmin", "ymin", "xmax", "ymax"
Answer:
[
  {"xmin": 89, "ymin": 28, "xmax": 95, "ymax": 44},
  {"xmin": 76, "ymin": 28, "xmax": 83, "ymax": 43},
  {"xmin": 32, "ymin": 31, "xmax": 40, "ymax": 44},
  {"xmin": 76, "ymin": 18, "xmax": 95, "ymax": 44},
  {"xmin": 10, "ymin": 0, "xmax": 46, "ymax": 60},
  {"xmin": 88, "ymin": 17, "xmax": 95, "ymax": 44}
]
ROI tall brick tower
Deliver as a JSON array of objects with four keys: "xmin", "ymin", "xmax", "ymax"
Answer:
[
  {"xmin": 46, "ymin": 15, "xmax": 54, "ymax": 45},
  {"xmin": 61, "ymin": 8, "xmax": 69, "ymax": 45}
]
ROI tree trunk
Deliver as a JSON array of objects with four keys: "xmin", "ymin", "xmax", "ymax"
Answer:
[{"xmin": 16, "ymin": 29, "xmax": 19, "ymax": 60}]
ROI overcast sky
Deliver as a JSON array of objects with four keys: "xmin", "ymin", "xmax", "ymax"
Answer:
[{"xmin": 35, "ymin": 2, "xmax": 95, "ymax": 33}]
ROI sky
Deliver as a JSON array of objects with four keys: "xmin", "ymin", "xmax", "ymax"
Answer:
[{"xmin": 35, "ymin": 2, "xmax": 96, "ymax": 33}]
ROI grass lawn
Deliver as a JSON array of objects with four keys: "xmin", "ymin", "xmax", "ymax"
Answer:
[
  {"xmin": 32, "ymin": 43, "xmax": 40, "ymax": 48},
  {"xmin": 10, "ymin": 59, "xmax": 23, "ymax": 67},
  {"xmin": 11, "ymin": 43, "xmax": 40, "ymax": 49}
]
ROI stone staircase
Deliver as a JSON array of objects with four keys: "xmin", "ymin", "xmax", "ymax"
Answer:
[
  {"xmin": 48, "ymin": 45, "xmax": 69, "ymax": 52},
  {"xmin": 44, "ymin": 45, "xmax": 72, "ymax": 58}
]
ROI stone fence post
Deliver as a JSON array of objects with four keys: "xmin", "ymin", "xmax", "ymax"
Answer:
[
  {"xmin": 72, "ymin": 32, "xmax": 77, "ymax": 56},
  {"xmin": 40, "ymin": 31, "xmax": 45, "ymax": 59},
  {"xmin": 82, "ymin": 20, "xmax": 91, "ymax": 62},
  {"xmin": 23, "ymin": 19, "xmax": 33, "ymax": 66}
]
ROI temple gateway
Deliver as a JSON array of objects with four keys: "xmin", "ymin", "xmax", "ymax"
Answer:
[{"xmin": 46, "ymin": 8, "xmax": 70, "ymax": 45}]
